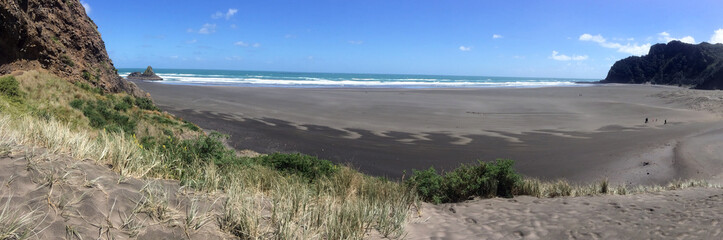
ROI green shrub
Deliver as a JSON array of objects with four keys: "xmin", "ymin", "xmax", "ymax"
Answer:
[
  {"xmin": 0, "ymin": 76, "xmax": 24, "ymax": 102},
  {"xmin": 82, "ymin": 70, "xmax": 92, "ymax": 81},
  {"xmin": 182, "ymin": 121, "xmax": 200, "ymax": 131},
  {"xmin": 257, "ymin": 153, "xmax": 338, "ymax": 182},
  {"xmin": 60, "ymin": 54, "xmax": 75, "ymax": 67},
  {"xmin": 77, "ymin": 99, "xmax": 136, "ymax": 133},
  {"xmin": 122, "ymin": 96, "xmax": 134, "ymax": 105},
  {"xmin": 69, "ymin": 99, "xmax": 84, "ymax": 109},
  {"xmin": 406, "ymin": 167, "xmax": 445, "ymax": 203},
  {"xmin": 135, "ymin": 97, "xmax": 159, "ymax": 111},
  {"xmin": 114, "ymin": 101, "xmax": 131, "ymax": 111},
  {"xmin": 74, "ymin": 82, "xmax": 103, "ymax": 95},
  {"xmin": 406, "ymin": 159, "xmax": 522, "ymax": 204},
  {"xmin": 152, "ymin": 115, "xmax": 177, "ymax": 125}
]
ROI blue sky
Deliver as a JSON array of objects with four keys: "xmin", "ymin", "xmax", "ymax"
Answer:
[{"xmin": 82, "ymin": 0, "xmax": 723, "ymax": 79}]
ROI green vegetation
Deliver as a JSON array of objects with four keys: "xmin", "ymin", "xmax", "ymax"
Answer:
[
  {"xmin": 405, "ymin": 159, "xmax": 521, "ymax": 204},
  {"xmin": 257, "ymin": 153, "xmax": 338, "ymax": 182},
  {"xmin": 0, "ymin": 76, "xmax": 24, "ymax": 103},
  {"xmin": 81, "ymin": 70, "xmax": 95, "ymax": 82},
  {"xmin": 60, "ymin": 54, "xmax": 74, "ymax": 67},
  {"xmin": 70, "ymin": 98, "xmax": 136, "ymax": 133},
  {"xmin": 135, "ymin": 97, "xmax": 159, "ymax": 111},
  {"xmin": 74, "ymin": 81, "xmax": 103, "ymax": 95}
]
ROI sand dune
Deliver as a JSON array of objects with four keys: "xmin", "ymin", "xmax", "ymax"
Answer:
[
  {"xmin": 0, "ymin": 144, "xmax": 231, "ymax": 239},
  {"xmin": 404, "ymin": 187, "xmax": 723, "ymax": 239}
]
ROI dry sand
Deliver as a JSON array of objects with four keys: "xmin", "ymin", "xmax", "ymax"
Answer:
[
  {"xmin": 134, "ymin": 81, "xmax": 723, "ymax": 186},
  {"xmin": 0, "ymin": 144, "xmax": 231, "ymax": 239},
  {"xmin": 404, "ymin": 187, "xmax": 723, "ymax": 239}
]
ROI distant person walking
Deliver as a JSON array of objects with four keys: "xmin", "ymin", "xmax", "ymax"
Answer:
[
  {"xmin": 664, "ymin": 119, "xmax": 667, "ymax": 124},
  {"xmin": 645, "ymin": 117, "xmax": 648, "ymax": 124}
]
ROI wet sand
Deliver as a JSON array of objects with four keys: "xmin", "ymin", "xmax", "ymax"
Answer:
[{"xmin": 133, "ymin": 81, "xmax": 723, "ymax": 185}]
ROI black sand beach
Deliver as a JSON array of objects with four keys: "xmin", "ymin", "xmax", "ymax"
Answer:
[{"xmin": 132, "ymin": 81, "xmax": 723, "ymax": 185}]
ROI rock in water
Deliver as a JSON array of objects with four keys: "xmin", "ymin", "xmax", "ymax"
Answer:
[
  {"xmin": 127, "ymin": 66, "xmax": 163, "ymax": 80},
  {"xmin": 602, "ymin": 41, "xmax": 723, "ymax": 90},
  {"xmin": 0, "ymin": 0, "xmax": 146, "ymax": 97}
]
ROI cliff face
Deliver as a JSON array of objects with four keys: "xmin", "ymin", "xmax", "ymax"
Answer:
[
  {"xmin": 0, "ymin": 0, "xmax": 146, "ymax": 97},
  {"xmin": 602, "ymin": 41, "xmax": 723, "ymax": 90}
]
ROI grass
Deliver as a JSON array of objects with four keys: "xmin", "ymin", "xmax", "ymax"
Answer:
[
  {"xmin": 0, "ymin": 196, "xmax": 44, "ymax": 239},
  {"xmin": 0, "ymin": 113, "xmax": 417, "ymax": 238}
]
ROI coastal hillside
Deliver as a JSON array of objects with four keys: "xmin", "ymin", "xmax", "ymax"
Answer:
[
  {"xmin": 602, "ymin": 41, "xmax": 723, "ymax": 90},
  {"xmin": 0, "ymin": 0, "xmax": 144, "ymax": 97}
]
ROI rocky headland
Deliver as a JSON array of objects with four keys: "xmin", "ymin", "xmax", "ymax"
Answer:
[
  {"xmin": 0, "ymin": 0, "xmax": 146, "ymax": 97},
  {"xmin": 602, "ymin": 41, "xmax": 723, "ymax": 90},
  {"xmin": 126, "ymin": 66, "xmax": 163, "ymax": 81}
]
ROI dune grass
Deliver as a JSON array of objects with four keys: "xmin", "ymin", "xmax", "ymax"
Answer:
[
  {"xmin": 0, "ymin": 196, "xmax": 44, "ymax": 240},
  {"xmin": 0, "ymin": 70, "xmax": 419, "ymax": 238}
]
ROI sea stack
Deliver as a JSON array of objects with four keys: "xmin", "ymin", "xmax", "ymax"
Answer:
[{"xmin": 127, "ymin": 66, "xmax": 163, "ymax": 80}]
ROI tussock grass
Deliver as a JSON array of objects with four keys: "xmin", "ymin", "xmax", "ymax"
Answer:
[
  {"xmin": 0, "ymin": 196, "xmax": 45, "ymax": 239},
  {"xmin": 0, "ymin": 112, "xmax": 416, "ymax": 239},
  {"xmin": 514, "ymin": 178, "xmax": 718, "ymax": 198}
]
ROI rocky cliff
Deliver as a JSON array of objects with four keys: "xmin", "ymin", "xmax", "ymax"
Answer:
[
  {"xmin": 602, "ymin": 41, "xmax": 723, "ymax": 90},
  {"xmin": 0, "ymin": 0, "xmax": 146, "ymax": 97}
]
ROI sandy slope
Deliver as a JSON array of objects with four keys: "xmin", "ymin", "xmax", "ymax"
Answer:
[
  {"xmin": 404, "ymin": 187, "xmax": 723, "ymax": 239},
  {"xmin": 0, "ymin": 144, "xmax": 231, "ymax": 239}
]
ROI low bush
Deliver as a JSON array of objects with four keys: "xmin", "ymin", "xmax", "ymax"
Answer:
[
  {"xmin": 69, "ymin": 99, "xmax": 84, "ymax": 109},
  {"xmin": 257, "ymin": 153, "xmax": 339, "ymax": 182},
  {"xmin": 0, "ymin": 76, "xmax": 24, "ymax": 102},
  {"xmin": 135, "ymin": 97, "xmax": 159, "ymax": 111},
  {"xmin": 77, "ymin": 99, "xmax": 136, "ymax": 133},
  {"xmin": 114, "ymin": 101, "xmax": 131, "ymax": 111},
  {"xmin": 60, "ymin": 54, "xmax": 75, "ymax": 67},
  {"xmin": 406, "ymin": 159, "xmax": 521, "ymax": 203},
  {"xmin": 74, "ymin": 82, "xmax": 103, "ymax": 95}
]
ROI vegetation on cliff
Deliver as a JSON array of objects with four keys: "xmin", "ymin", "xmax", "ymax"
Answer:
[{"xmin": 603, "ymin": 41, "xmax": 723, "ymax": 90}]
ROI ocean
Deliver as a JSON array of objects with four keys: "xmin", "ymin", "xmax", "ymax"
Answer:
[{"xmin": 118, "ymin": 68, "xmax": 597, "ymax": 88}]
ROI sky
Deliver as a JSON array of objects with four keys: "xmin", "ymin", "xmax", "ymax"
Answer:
[{"xmin": 82, "ymin": 0, "xmax": 723, "ymax": 79}]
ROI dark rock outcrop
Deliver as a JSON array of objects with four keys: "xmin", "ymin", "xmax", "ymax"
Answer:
[
  {"xmin": 0, "ymin": 0, "xmax": 146, "ymax": 97},
  {"xmin": 127, "ymin": 66, "xmax": 162, "ymax": 80},
  {"xmin": 602, "ymin": 41, "xmax": 723, "ymax": 90}
]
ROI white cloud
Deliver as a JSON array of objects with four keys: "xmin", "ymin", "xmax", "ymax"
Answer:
[
  {"xmin": 198, "ymin": 23, "xmax": 216, "ymax": 34},
  {"xmin": 579, "ymin": 33, "xmax": 651, "ymax": 55},
  {"xmin": 550, "ymin": 51, "xmax": 588, "ymax": 61},
  {"xmin": 230, "ymin": 24, "xmax": 237, "ymax": 29},
  {"xmin": 658, "ymin": 32, "xmax": 695, "ymax": 44},
  {"xmin": 212, "ymin": 8, "xmax": 238, "ymax": 20},
  {"xmin": 459, "ymin": 46, "xmax": 472, "ymax": 51},
  {"xmin": 170, "ymin": 56, "xmax": 179, "ymax": 59},
  {"xmin": 348, "ymin": 40, "xmax": 363, "ymax": 45},
  {"xmin": 492, "ymin": 34, "xmax": 503, "ymax": 39},
  {"xmin": 81, "ymin": 1, "xmax": 91, "ymax": 14},
  {"xmin": 186, "ymin": 28, "xmax": 194, "ymax": 33},
  {"xmin": 710, "ymin": 29, "xmax": 723, "ymax": 44},
  {"xmin": 186, "ymin": 39, "xmax": 197, "ymax": 44},
  {"xmin": 235, "ymin": 41, "xmax": 260, "ymax": 47}
]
